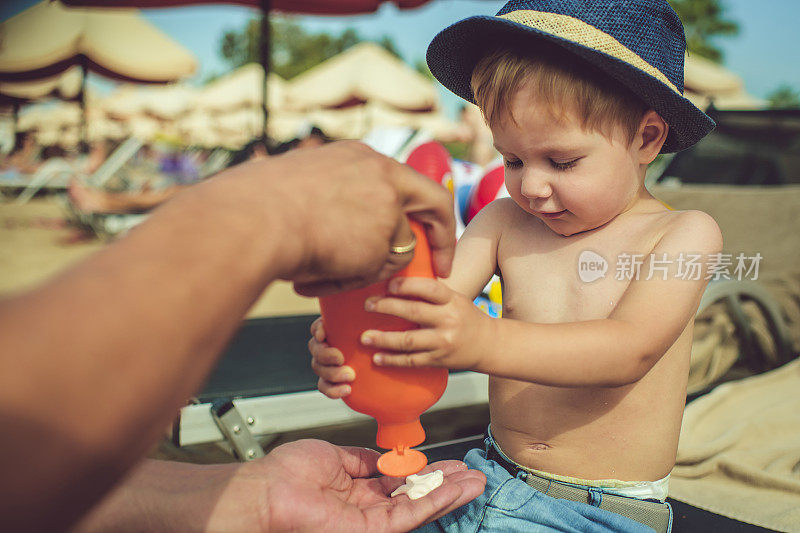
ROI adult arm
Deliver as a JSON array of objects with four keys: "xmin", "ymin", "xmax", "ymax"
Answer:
[
  {"xmin": 73, "ymin": 440, "xmax": 485, "ymax": 533},
  {"xmin": 0, "ymin": 142, "xmax": 455, "ymax": 532}
]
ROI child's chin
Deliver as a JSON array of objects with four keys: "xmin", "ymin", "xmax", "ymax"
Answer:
[{"xmin": 550, "ymin": 220, "xmax": 596, "ymax": 237}]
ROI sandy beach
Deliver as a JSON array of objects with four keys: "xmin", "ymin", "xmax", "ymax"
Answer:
[{"xmin": 0, "ymin": 196, "xmax": 320, "ymax": 317}]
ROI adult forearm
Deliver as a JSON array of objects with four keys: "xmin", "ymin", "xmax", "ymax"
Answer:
[
  {"xmin": 73, "ymin": 459, "xmax": 239, "ymax": 533},
  {"xmin": 0, "ymin": 168, "xmax": 288, "ymax": 531},
  {"xmin": 476, "ymin": 318, "xmax": 652, "ymax": 387}
]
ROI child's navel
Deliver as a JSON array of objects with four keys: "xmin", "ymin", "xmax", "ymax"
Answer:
[{"xmin": 527, "ymin": 442, "xmax": 551, "ymax": 451}]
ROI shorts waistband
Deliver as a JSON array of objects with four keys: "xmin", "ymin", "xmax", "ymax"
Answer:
[{"xmin": 485, "ymin": 442, "xmax": 672, "ymax": 533}]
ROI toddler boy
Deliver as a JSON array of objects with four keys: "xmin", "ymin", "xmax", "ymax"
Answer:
[{"xmin": 311, "ymin": 1, "xmax": 722, "ymax": 531}]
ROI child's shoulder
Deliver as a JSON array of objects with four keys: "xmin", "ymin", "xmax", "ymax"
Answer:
[{"xmin": 648, "ymin": 208, "xmax": 723, "ymax": 255}]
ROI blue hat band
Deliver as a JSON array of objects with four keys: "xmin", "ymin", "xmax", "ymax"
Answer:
[{"xmin": 499, "ymin": 10, "xmax": 681, "ymax": 96}]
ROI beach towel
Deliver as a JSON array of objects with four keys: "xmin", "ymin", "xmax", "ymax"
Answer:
[
  {"xmin": 670, "ymin": 358, "xmax": 800, "ymax": 532},
  {"xmin": 687, "ymin": 272, "xmax": 800, "ymax": 394}
]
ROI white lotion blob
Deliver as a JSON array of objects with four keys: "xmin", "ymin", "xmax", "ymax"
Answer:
[{"xmin": 390, "ymin": 470, "xmax": 444, "ymax": 500}]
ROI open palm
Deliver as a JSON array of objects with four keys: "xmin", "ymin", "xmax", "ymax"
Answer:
[{"xmin": 254, "ymin": 439, "xmax": 485, "ymax": 532}]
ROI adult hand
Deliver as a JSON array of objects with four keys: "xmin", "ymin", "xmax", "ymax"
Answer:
[
  {"xmin": 76, "ymin": 440, "xmax": 486, "ymax": 533},
  {"xmin": 225, "ymin": 141, "xmax": 456, "ymax": 295},
  {"xmin": 256, "ymin": 439, "xmax": 485, "ymax": 532}
]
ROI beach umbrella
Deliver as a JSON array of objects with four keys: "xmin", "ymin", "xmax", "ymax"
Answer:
[
  {"xmin": 684, "ymin": 54, "xmax": 764, "ymax": 110},
  {"xmin": 0, "ymin": 1, "xmax": 197, "ymax": 83},
  {"xmin": 366, "ymin": 101, "xmax": 459, "ymax": 140},
  {"xmin": 62, "ymin": 1, "xmax": 431, "ymax": 15},
  {"xmin": 103, "ymin": 83, "xmax": 197, "ymax": 120},
  {"xmin": 87, "ymin": 115, "xmax": 127, "ymax": 142},
  {"xmin": 0, "ymin": 66, "xmax": 84, "ymax": 131},
  {"xmin": 177, "ymin": 110, "xmax": 219, "ymax": 147},
  {"xmin": 0, "ymin": 1, "xmax": 197, "ymax": 147},
  {"xmin": 61, "ymin": 0, "xmax": 436, "ymax": 140},
  {"xmin": 194, "ymin": 63, "xmax": 285, "ymax": 113},
  {"xmin": 0, "ymin": 66, "xmax": 83, "ymax": 104},
  {"xmin": 266, "ymin": 110, "xmax": 309, "ymax": 141},
  {"xmin": 286, "ymin": 42, "xmax": 438, "ymax": 112},
  {"xmin": 17, "ymin": 101, "xmax": 82, "ymax": 132},
  {"xmin": 16, "ymin": 97, "xmax": 122, "ymax": 142},
  {"xmin": 304, "ymin": 101, "xmax": 456, "ymax": 141},
  {"xmin": 304, "ymin": 106, "xmax": 366, "ymax": 138},
  {"xmin": 126, "ymin": 115, "xmax": 163, "ymax": 141}
]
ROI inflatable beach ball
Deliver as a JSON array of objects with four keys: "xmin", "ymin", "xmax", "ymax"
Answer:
[
  {"xmin": 405, "ymin": 141, "xmax": 453, "ymax": 193},
  {"xmin": 451, "ymin": 159, "xmax": 483, "ymax": 228},
  {"xmin": 465, "ymin": 159, "xmax": 508, "ymax": 224}
]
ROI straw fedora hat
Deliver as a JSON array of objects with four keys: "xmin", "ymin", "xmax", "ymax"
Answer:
[{"xmin": 426, "ymin": 0, "xmax": 715, "ymax": 152}]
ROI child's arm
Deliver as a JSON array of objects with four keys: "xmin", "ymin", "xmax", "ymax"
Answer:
[
  {"xmin": 438, "ymin": 199, "xmax": 505, "ymax": 298},
  {"xmin": 366, "ymin": 211, "xmax": 722, "ymax": 387}
]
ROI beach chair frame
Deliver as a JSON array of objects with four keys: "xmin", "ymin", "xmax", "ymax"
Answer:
[{"xmin": 175, "ymin": 368, "xmax": 488, "ymax": 449}]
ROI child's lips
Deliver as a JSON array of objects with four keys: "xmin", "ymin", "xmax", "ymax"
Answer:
[{"xmin": 537, "ymin": 209, "xmax": 567, "ymax": 219}]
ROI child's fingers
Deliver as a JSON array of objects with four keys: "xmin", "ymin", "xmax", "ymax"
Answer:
[
  {"xmin": 361, "ymin": 328, "xmax": 441, "ymax": 353},
  {"xmin": 308, "ymin": 337, "xmax": 344, "ymax": 366},
  {"xmin": 318, "ymin": 377, "xmax": 352, "ymax": 399},
  {"xmin": 365, "ymin": 297, "xmax": 439, "ymax": 326},
  {"xmin": 311, "ymin": 357, "xmax": 356, "ymax": 383},
  {"xmin": 387, "ymin": 277, "xmax": 451, "ymax": 304},
  {"xmin": 373, "ymin": 352, "xmax": 438, "ymax": 368},
  {"xmin": 310, "ymin": 317, "xmax": 327, "ymax": 342}
]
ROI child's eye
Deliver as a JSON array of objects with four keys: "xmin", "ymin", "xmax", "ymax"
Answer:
[
  {"xmin": 504, "ymin": 158, "xmax": 523, "ymax": 169},
  {"xmin": 550, "ymin": 158, "xmax": 580, "ymax": 171}
]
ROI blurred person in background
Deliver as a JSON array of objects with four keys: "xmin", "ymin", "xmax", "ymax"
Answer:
[
  {"xmin": 68, "ymin": 131, "xmax": 329, "ymax": 215},
  {"xmin": 0, "ymin": 131, "xmax": 40, "ymax": 174}
]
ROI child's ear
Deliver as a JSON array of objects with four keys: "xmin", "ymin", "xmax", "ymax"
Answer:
[{"xmin": 636, "ymin": 110, "xmax": 669, "ymax": 164}]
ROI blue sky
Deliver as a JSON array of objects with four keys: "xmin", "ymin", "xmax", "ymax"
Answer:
[{"xmin": 3, "ymin": 0, "xmax": 799, "ymax": 117}]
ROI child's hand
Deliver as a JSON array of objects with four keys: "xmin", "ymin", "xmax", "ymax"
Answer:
[
  {"xmin": 309, "ymin": 318, "xmax": 355, "ymax": 399},
  {"xmin": 362, "ymin": 278, "xmax": 494, "ymax": 370}
]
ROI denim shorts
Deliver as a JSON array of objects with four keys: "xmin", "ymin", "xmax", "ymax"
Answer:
[{"xmin": 415, "ymin": 438, "xmax": 666, "ymax": 532}]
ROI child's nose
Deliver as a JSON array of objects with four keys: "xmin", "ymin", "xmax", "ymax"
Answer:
[{"xmin": 520, "ymin": 172, "xmax": 552, "ymax": 200}]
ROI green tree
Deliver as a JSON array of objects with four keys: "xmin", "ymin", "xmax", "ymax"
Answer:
[
  {"xmin": 767, "ymin": 85, "xmax": 800, "ymax": 110},
  {"xmin": 414, "ymin": 59, "xmax": 434, "ymax": 81},
  {"xmin": 668, "ymin": 0, "xmax": 739, "ymax": 63},
  {"xmin": 219, "ymin": 15, "xmax": 402, "ymax": 80}
]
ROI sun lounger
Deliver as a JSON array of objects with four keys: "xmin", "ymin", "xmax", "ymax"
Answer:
[
  {"xmin": 86, "ymin": 137, "xmax": 144, "ymax": 188},
  {"xmin": 10, "ymin": 137, "xmax": 146, "ymax": 206},
  {"xmin": 60, "ymin": 145, "xmax": 232, "ymax": 239},
  {"xmin": 12, "ymin": 158, "xmax": 74, "ymax": 204},
  {"xmin": 197, "ymin": 148, "xmax": 232, "ymax": 179}
]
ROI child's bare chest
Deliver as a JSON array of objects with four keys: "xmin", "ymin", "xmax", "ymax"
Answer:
[{"xmin": 497, "ymin": 217, "xmax": 665, "ymax": 323}]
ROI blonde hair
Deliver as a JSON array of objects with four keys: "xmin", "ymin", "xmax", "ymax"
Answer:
[{"xmin": 470, "ymin": 43, "xmax": 648, "ymax": 144}]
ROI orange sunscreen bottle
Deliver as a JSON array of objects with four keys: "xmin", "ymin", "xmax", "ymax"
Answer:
[{"xmin": 319, "ymin": 221, "xmax": 448, "ymax": 477}]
